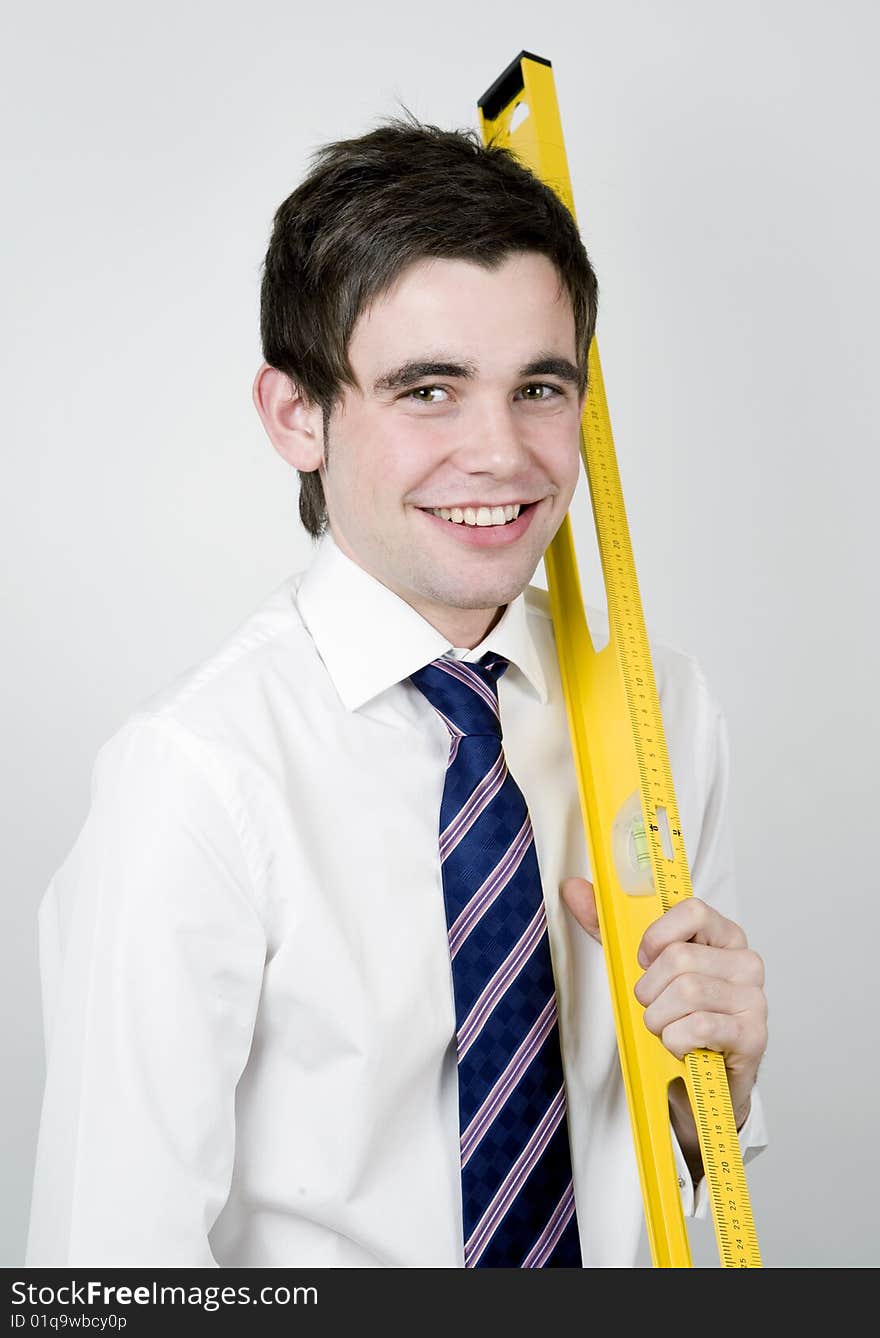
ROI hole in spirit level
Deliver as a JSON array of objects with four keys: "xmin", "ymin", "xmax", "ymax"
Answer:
[
  {"xmin": 656, "ymin": 806, "xmax": 674, "ymax": 861},
  {"xmin": 510, "ymin": 100, "xmax": 530, "ymax": 132}
]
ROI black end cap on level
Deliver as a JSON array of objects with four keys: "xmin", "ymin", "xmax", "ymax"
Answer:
[{"xmin": 477, "ymin": 50, "xmax": 551, "ymax": 121}]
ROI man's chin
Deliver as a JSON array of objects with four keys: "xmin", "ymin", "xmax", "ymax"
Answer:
[{"xmin": 419, "ymin": 570, "xmax": 536, "ymax": 612}]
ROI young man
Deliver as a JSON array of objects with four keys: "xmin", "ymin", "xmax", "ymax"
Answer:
[{"xmin": 26, "ymin": 119, "xmax": 768, "ymax": 1268}]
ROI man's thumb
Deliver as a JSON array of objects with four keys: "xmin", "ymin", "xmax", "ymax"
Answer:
[{"xmin": 560, "ymin": 877, "xmax": 602, "ymax": 942}]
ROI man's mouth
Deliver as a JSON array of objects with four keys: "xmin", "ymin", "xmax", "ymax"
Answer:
[{"xmin": 418, "ymin": 502, "xmax": 536, "ymax": 528}]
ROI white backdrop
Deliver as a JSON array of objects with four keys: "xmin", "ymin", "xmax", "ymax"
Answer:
[{"xmin": 3, "ymin": 0, "xmax": 878, "ymax": 1269}]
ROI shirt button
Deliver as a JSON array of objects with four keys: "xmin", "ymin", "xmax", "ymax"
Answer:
[{"xmin": 678, "ymin": 1176, "xmax": 686, "ymax": 1188}]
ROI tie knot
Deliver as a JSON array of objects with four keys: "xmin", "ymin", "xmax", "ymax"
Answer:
[{"xmin": 409, "ymin": 652, "xmax": 509, "ymax": 738}]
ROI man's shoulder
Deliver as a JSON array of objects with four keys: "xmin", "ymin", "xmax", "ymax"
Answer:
[
  {"xmin": 106, "ymin": 570, "xmax": 321, "ymax": 762},
  {"xmin": 522, "ymin": 583, "xmax": 717, "ymax": 711}
]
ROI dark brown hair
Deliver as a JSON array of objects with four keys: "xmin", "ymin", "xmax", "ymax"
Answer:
[{"xmin": 259, "ymin": 112, "xmax": 599, "ymax": 539}]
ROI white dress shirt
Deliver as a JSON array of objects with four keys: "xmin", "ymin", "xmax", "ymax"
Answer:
[{"xmin": 26, "ymin": 531, "xmax": 768, "ymax": 1268}]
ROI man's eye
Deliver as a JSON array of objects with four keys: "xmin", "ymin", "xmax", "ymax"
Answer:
[{"xmin": 403, "ymin": 383, "xmax": 562, "ymax": 404}]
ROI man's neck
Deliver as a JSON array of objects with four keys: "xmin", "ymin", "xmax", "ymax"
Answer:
[{"xmin": 427, "ymin": 602, "xmax": 507, "ymax": 650}]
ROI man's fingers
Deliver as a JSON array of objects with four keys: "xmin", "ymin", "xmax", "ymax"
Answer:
[
  {"xmin": 637, "ymin": 897, "xmax": 747, "ymax": 967},
  {"xmin": 560, "ymin": 877, "xmax": 601, "ymax": 942},
  {"xmin": 634, "ymin": 941, "xmax": 766, "ymax": 1004},
  {"xmin": 651, "ymin": 1009, "xmax": 768, "ymax": 1073},
  {"xmin": 638, "ymin": 977, "xmax": 768, "ymax": 1047}
]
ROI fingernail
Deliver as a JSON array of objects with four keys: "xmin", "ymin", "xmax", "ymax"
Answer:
[{"xmin": 637, "ymin": 947, "xmax": 649, "ymax": 967}]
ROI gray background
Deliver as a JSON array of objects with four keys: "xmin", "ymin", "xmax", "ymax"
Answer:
[{"xmin": 3, "ymin": 0, "xmax": 877, "ymax": 1269}]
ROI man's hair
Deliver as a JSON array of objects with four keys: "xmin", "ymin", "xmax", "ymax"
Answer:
[{"xmin": 259, "ymin": 113, "xmax": 599, "ymax": 539}]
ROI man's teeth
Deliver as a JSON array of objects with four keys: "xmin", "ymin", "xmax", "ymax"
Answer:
[{"xmin": 428, "ymin": 504, "xmax": 523, "ymax": 527}]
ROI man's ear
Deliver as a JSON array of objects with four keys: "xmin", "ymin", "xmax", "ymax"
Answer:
[{"xmin": 252, "ymin": 363, "xmax": 326, "ymax": 472}]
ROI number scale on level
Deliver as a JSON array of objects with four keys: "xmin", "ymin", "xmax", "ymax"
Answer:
[{"xmin": 587, "ymin": 342, "xmax": 761, "ymax": 1266}]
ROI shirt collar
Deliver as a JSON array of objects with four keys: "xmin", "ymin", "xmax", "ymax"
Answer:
[{"xmin": 295, "ymin": 531, "xmax": 549, "ymax": 711}]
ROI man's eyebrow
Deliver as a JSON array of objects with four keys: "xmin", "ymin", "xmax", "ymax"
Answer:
[
  {"xmin": 517, "ymin": 355, "xmax": 581, "ymax": 385},
  {"xmin": 371, "ymin": 352, "xmax": 581, "ymax": 395},
  {"xmin": 372, "ymin": 359, "xmax": 478, "ymax": 394}
]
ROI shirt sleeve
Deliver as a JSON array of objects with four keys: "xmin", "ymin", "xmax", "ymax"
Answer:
[
  {"xmin": 25, "ymin": 715, "xmax": 267, "ymax": 1266},
  {"xmin": 667, "ymin": 659, "xmax": 770, "ymax": 1219}
]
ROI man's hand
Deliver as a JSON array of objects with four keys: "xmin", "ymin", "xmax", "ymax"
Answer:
[{"xmin": 560, "ymin": 877, "xmax": 768, "ymax": 1182}]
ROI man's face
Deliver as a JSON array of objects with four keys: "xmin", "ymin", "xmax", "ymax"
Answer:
[{"xmin": 318, "ymin": 251, "xmax": 586, "ymax": 645}]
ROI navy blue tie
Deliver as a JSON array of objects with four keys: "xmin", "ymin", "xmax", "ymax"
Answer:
[{"xmin": 409, "ymin": 652, "xmax": 582, "ymax": 1267}]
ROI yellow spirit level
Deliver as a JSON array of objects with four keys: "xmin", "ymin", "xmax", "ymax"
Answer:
[{"xmin": 477, "ymin": 50, "xmax": 761, "ymax": 1268}]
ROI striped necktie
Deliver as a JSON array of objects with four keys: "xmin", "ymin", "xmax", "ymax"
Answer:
[{"xmin": 409, "ymin": 651, "xmax": 582, "ymax": 1267}]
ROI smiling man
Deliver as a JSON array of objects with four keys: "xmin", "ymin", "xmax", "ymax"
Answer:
[
  {"xmin": 26, "ymin": 117, "xmax": 769, "ymax": 1269},
  {"xmin": 254, "ymin": 249, "xmax": 583, "ymax": 648}
]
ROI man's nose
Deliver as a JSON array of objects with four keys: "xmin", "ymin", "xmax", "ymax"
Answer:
[{"xmin": 451, "ymin": 398, "xmax": 532, "ymax": 475}]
